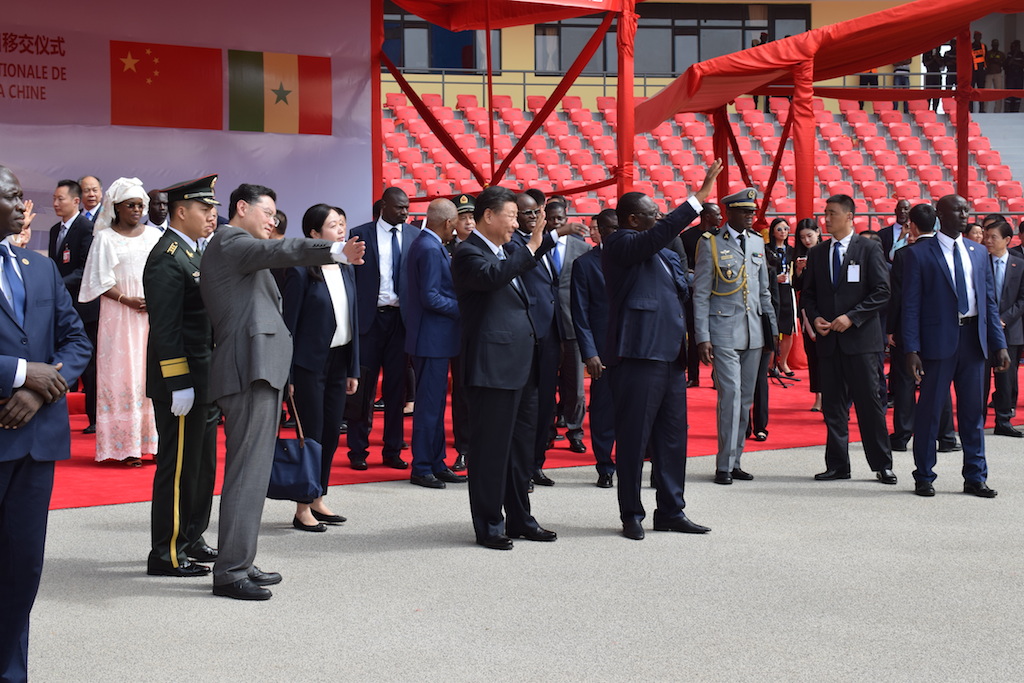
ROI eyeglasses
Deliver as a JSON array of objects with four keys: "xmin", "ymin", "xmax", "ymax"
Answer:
[
  {"xmin": 519, "ymin": 209, "xmax": 540, "ymax": 218},
  {"xmin": 251, "ymin": 203, "xmax": 280, "ymax": 227},
  {"xmin": 121, "ymin": 202, "xmax": 145, "ymax": 210}
]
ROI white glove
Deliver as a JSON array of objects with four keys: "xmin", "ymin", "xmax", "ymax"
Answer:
[{"xmin": 170, "ymin": 388, "xmax": 195, "ymax": 417}]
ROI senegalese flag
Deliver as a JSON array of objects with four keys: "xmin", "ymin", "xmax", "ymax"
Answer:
[{"xmin": 228, "ymin": 50, "xmax": 332, "ymax": 135}]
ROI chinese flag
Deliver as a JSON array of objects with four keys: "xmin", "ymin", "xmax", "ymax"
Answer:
[{"xmin": 110, "ymin": 40, "xmax": 222, "ymax": 130}]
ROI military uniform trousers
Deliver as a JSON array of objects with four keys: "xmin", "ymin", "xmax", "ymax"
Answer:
[
  {"xmin": 149, "ymin": 400, "xmax": 218, "ymax": 566},
  {"xmin": 711, "ymin": 346, "xmax": 762, "ymax": 472}
]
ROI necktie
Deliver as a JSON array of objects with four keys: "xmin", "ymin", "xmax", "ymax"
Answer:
[
  {"xmin": 994, "ymin": 257, "xmax": 1004, "ymax": 306},
  {"xmin": 549, "ymin": 242, "xmax": 562, "ymax": 276},
  {"xmin": 58, "ymin": 223, "xmax": 69, "ymax": 248},
  {"xmin": 1, "ymin": 245, "xmax": 26, "ymax": 326},
  {"xmin": 85, "ymin": 210, "xmax": 94, "ymax": 221},
  {"xmin": 953, "ymin": 242, "xmax": 969, "ymax": 315},
  {"xmin": 831, "ymin": 241, "xmax": 842, "ymax": 288},
  {"xmin": 737, "ymin": 232, "xmax": 746, "ymax": 253},
  {"xmin": 390, "ymin": 227, "xmax": 401, "ymax": 292}
]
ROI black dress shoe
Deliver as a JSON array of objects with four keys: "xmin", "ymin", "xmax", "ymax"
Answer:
[
  {"xmin": 653, "ymin": 513, "xmax": 710, "ymax": 534},
  {"xmin": 383, "ymin": 457, "xmax": 409, "ymax": 469},
  {"xmin": 876, "ymin": 469, "xmax": 898, "ymax": 485},
  {"xmin": 713, "ymin": 471, "xmax": 733, "ymax": 485},
  {"xmin": 568, "ymin": 437, "xmax": 587, "ymax": 453},
  {"xmin": 814, "ymin": 469, "xmax": 851, "ymax": 481},
  {"xmin": 994, "ymin": 425, "xmax": 1023, "ymax": 438},
  {"xmin": 936, "ymin": 441, "xmax": 962, "ymax": 452},
  {"xmin": 247, "ymin": 566, "xmax": 282, "ymax": 586},
  {"xmin": 964, "ymin": 481, "xmax": 998, "ymax": 498},
  {"xmin": 527, "ymin": 481, "xmax": 534, "ymax": 493},
  {"xmin": 731, "ymin": 468, "xmax": 754, "ymax": 481},
  {"xmin": 187, "ymin": 544, "xmax": 218, "ymax": 562},
  {"xmin": 82, "ymin": 424, "xmax": 97, "ymax": 434},
  {"xmin": 509, "ymin": 526, "xmax": 557, "ymax": 542},
  {"xmin": 292, "ymin": 517, "xmax": 327, "ymax": 532},
  {"xmin": 311, "ymin": 510, "xmax": 347, "ymax": 524},
  {"xmin": 596, "ymin": 473, "xmax": 614, "ymax": 488},
  {"xmin": 213, "ymin": 577, "xmax": 272, "ymax": 601},
  {"xmin": 532, "ymin": 471, "xmax": 555, "ymax": 486},
  {"xmin": 147, "ymin": 558, "xmax": 211, "ymax": 577},
  {"xmin": 373, "ymin": 398, "xmax": 385, "ymax": 411},
  {"xmin": 452, "ymin": 453, "xmax": 467, "ymax": 472},
  {"xmin": 622, "ymin": 520, "xmax": 645, "ymax": 540},
  {"xmin": 555, "ymin": 415, "xmax": 567, "ymax": 428},
  {"xmin": 410, "ymin": 474, "xmax": 446, "ymax": 489},
  {"xmin": 339, "ymin": 420, "xmax": 347, "ymax": 434},
  {"xmin": 476, "ymin": 535, "xmax": 513, "ymax": 550},
  {"xmin": 435, "ymin": 468, "xmax": 467, "ymax": 483},
  {"xmin": 914, "ymin": 481, "xmax": 935, "ymax": 497},
  {"xmin": 686, "ymin": 379, "xmax": 699, "ymax": 388},
  {"xmin": 350, "ymin": 457, "xmax": 368, "ymax": 471}
]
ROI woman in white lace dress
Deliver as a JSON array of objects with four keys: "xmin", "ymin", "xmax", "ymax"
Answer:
[{"xmin": 79, "ymin": 177, "xmax": 161, "ymax": 465}]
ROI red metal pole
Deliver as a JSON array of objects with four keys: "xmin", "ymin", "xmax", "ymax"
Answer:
[
  {"xmin": 956, "ymin": 27, "xmax": 972, "ymax": 200},
  {"xmin": 616, "ymin": 1, "xmax": 637, "ymax": 196},
  {"xmin": 792, "ymin": 60, "xmax": 815, "ymax": 222}
]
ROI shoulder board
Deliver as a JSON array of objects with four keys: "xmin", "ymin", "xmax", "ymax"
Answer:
[
  {"xmin": 701, "ymin": 232, "xmax": 713, "ymax": 239},
  {"xmin": 165, "ymin": 242, "xmax": 178, "ymax": 255}
]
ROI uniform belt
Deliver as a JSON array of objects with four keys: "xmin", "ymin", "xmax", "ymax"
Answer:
[
  {"xmin": 377, "ymin": 305, "xmax": 400, "ymax": 313},
  {"xmin": 958, "ymin": 315, "xmax": 978, "ymax": 327}
]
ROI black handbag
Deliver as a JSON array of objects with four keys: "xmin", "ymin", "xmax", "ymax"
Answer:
[{"xmin": 267, "ymin": 395, "xmax": 323, "ymax": 503}]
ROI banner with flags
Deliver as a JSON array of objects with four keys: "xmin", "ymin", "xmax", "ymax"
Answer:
[{"xmin": 228, "ymin": 50, "xmax": 332, "ymax": 135}]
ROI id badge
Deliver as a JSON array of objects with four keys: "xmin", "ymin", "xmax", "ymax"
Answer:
[
  {"xmin": 62, "ymin": 248, "xmax": 71, "ymax": 264},
  {"xmin": 847, "ymin": 264, "xmax": 861, "ymax": 283}
]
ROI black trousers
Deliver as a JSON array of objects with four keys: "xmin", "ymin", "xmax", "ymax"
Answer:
[
  {"xmin": 986, "ymin": 344, "xmax": 1020, "ymax": 429},
  {"xmin": 81, "ymin": 319, "xmax": 99, "ymax": 425},
  {"xmin": 346, "ymin": 308, "xmax": 407, "ymax": 462},
  {"xmin": 294, "ymin": 343, "xmax": 353, "ymax": 496},
  {"xmin": 750, "ymin": 347, "xmax": 773, "ymax": 433},
  {"xmin": 819, "ymin": 351, "xmax": 893, "ymax": 473},
  {"xmin": 532, "ymin": 323, "xmax": 561, "ymax": 472}
]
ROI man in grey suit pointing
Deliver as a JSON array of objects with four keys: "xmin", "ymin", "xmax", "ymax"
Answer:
[
  {"xmin": 693, "ymin": 188, "xmax": 777, "ymax": 485},
  {"xmin": 201, "ymin": 183, "xmax": 365, "ymax": 600}
]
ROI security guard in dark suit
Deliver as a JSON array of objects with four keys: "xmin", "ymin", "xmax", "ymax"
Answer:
[{"xmin": 143, "ymin": 175, "xmax": 221, "ymax": 577}]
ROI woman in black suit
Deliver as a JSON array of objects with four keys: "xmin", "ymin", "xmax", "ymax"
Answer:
[
  {"xmin": 768, "ymin": 218, "xmax": 797, "ymax": 376},
  {"xmin": 794, "ymin": 218, "xmax": 823, "ymax": 412},
  {"xmin": 282, "ymin": 204, "xmax": 360, "ymax": 532}
]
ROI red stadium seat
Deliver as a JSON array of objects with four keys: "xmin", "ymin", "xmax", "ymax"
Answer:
[
  {"xmin": 381, "ymin": 118, "xmax": 396, "ymax": 136},
  {"xmin": 603, "ymin": 110, "xmax": 618, "ymax": 127},
  {"xmin": 636, "ymin": 149, "xmax": 661, "ymax": 168},
  {"xmin": 673, "ymin": 111, "xmax": 698, "ymax": 125},
  {"xmin": 662, "ymin": 182, "xmax": 691, "ymax": 203},
  {"xmin": 634, "ymin": 181, "xmax": 656, "ymax": 196},
  {"xmin": 558, "ymin": 136, "xmax": 583, "ymax": 153},
  {"xmin": 491, "ymin": 95, "xmax": 513, "ymax": 109},
  {"xmin": 872, "ymin": 100, "xmax": 895, "ymax": 112},
  {"xmin": 894, "ymin": 181, "xmax": 922, "ymax": 200},
  {"xmin": 773, "ymin": 198, "xmax": 796, "ymax": 214},
  {"xmin": 975, "ymin": 150, "xmax": 1002, "ymax": 166},
  {"xmin": 968, "ymin": 180, "xmax": 990, "ymax": 198},
  {"xmin": 750, "ymin": 123, "xmax": 776, "ymax": 138},
  {"xmin": 596, "ymin": 96, "xmax": 616, "ymax": 112},
  {"xmin": 1006, "ymin": 197, "xmax": 1024, "ymax": 215},
  {"xmin": 397, "ymin": 148, "xmax": 422, "ymax": 166},
  {"xmin": 888, "ymin": 122, "xmax": 912, "ymax": 138},
  {"xmin": 912, "ymin": 109, "xmax": 938, "ymax": 125},
  {"xmin": 562, "ymin": 95, "xmax": 583, "ymax": 111},
  {"xmin": 814, "ymin": 110, "xmax": 835, "ymax": 125},
  {"xmin": 828, "ymin": 181, "xmax": 855, "ymax": 196},
  {"xmin": 813, "ymin": 150, "xmax": 831, "ymax": 167},
  {"xmin": 819, "ymin": 122, "xmax": 844, "ymax": 139},
  {"xmin": 871, "ymin": 150, "xmax": 899, "ymax": 167},
  {"xmin": 648, "ymin": 166, "xmax": 676, "ymax": 184},
  {"xmin": 424, "ymin": 180, "xmax": 452, "ymax": 196},
  {"xmin": 569, "ymin": 109, "xmax": 594, "ymax": 126},
  {"xmin": 916, "ymin": 166, "xmax": 944, "ymax": 183},
  {"xmin": 544, "ymin": 120, "xmax": 570, "ymax": 138},
  {"xmin": 634, "ymin": 136, "xmax": 651, "ymax": 151},
  {"xmin": 405, "ymin": 118, "xmax": 431, "ymax": 135},
  {"xmin": 456, "ymin": 94, "xmax": 478, "ymax": 109},
  {"xmin": 668, "ymin": 150, "xmax": 696, "ymax": 168},
  {"xmin": 456, "ymin": 179, "xmax": 483, "ymax": 194},
  {"xmin": 829, "ymin": 136, "xmax": 853, "ymax": 153},
  {"xmin": 681, "ymin": 166, "xmax": 707, "ymax": 186},
  {"xmin": 592, "ymin": 136, "xmax": 616, "ymax": 152},
  {"xmin": 658, "ymin": 137, "xmax": 685, "ymax": 152},
  {"xmin": 568, "ymin": 149, "xmax": 595, "ymax": 167},
  {"xmin": 997, "ymin": 182, "xmax": 1024, "ymax": 200},
  {"xmin": 546, "ymin": 166, "xmax": 572, "ymax": 184},
  {"xmin": 579, "ymin": 121, "xmax": 605, "ymax": 139},
  {"xmin": 466, "ymin": 148, "xmax": 492, "ymax": 169},
  {"xmin": 573, "ymin": 197, "xmax": 601, "ymax": 215},
  {"xmin": 882, "ymin": 166, "xmax": 910, "ymax": 183},
  {"xmin": 905, "ymin": 150, "xmax": 933, "ymax": 167},
  {"xmin": 921, "ymin": 123, "xmax": 947, "ymax": 139},
  {"xmin": 853, "ymin": 122, "xmax": 879, "ymax": 138},
  {"xmin": 927, "ymin": 181, "xmax": 955, "ymax": 197},
  {"xmin": 382, "ymin": 163, "xmax": 402, "ymax": 183},
  {"xmin": 444, "ymin": 164, "xmax": 472, "ymax": 182},
  {"xmin": 968, "ymin": 137, "xmax": 992, "ymax": 153},
  {"xmin": 812, "ymin": 98, "xmax": 826, "ymax": 111},
  {"xmin": 580, "ymin": 165, "xmax": 607, "ymax": 183},
  {"xmin": 384, "ymin": 132, "xmax": 408, "ymax": 150},
  {"xmin": 769, "ymin": 97, "xmax": 790, "ymax": 116},
  {"xmin": 860, "ymin": 182, "xmax": 888, "ymax": 201},
  {"xmin": 526, "ymin": 95, "xmax": 547, "ymax": 113},
  {"xmin": 872, "ymin": 197, "xmax": 897, "ymax": 214},
  {"xmin": 973, "ymin": 197, "xmax": 1001, "ymax": 212},
  {"xmin": 896, "ymin": 137, "xmax": 923, "ymax": 153},
  {"xmin": 734, "ymin": 97, "xmax": 756, "ymax": 111},
  {"xmin": 985, "ymin": 165, "xmax": 1013, "ymax": 182},
  {"xmin": 683, "ymin": 122, "xmax": 708, "ymax": 138},
  {"xmin": 840, "ymin": 151, "xmax": 866, "ymax": 168},
  {"xmin": 850, "ymin": 166, "xmax": 876, "ymax": 183},
  {"xmin": 410, "ymin": 163, "xmax": 438, "ymax": 183},
  {"xmin": 838, "ymin": 99, "xmax": 860, "ymax": 113},
  {"xmin": 742, "ymin": 110, "xmax": 766, "ymax": 126},
  {"xmin": 421, "ymin": 93, "xmax": 443, "ymax": 107},
  {"xmin": 385, "ymin": 92, "xmax": 408, "ymax": 108},
  {"xmin": 878, "ymin": 110, "xmax": 903, "ymax": 124},
  {"xmin": 652, "ymin": 122, "xmax": 674, "ymax": 137},
  {"xmin": 861, "ymin": 137, "xmax": 889, "ymax": 153},
  {"xmin": 844, "ymin": 110, "xmax": 869, "ymax": 124},
  {"xmin": 393, "ymin": 179, "xmax": 418, "ymax": 196},
  {"xmin": 741, "ymin": 150, "xmax": 764, "ymax": 168},
  {"xmin": 513, "ymin": 165, "xmax": 539, "ymax": 183},
  {"xmin": 817, "ymin": 166, "xmax": 842, "ymax": 183}
]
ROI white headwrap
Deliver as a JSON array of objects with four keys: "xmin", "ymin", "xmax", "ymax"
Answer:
[{"xmin": 94, "ymin": 177, "xmax": 149, "ymax": 232}]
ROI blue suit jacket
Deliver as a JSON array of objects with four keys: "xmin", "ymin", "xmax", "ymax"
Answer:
[
  {"xmin": 902, "ymin": 234, "xmax": 1006, "ymax": 360},
  {"xmin": 602, "ymin": 202, "xmax": 698, "ymax": 365},
  {"xmin": 570, "ymin": 246, "xmax": 608, "ymax": 361},
  {"xmin": 282, "ymin": 265, "xmax": 360, "ymax": 378},
  {"xmin": 402, "ymin": 231, "xmax": 460, "ymax": 358},
  {"xmin": 1, "ymin": 245, "xmax": 92, "ymax": 462},
  {"xmin": 348, "ymin": 220, "xmax": 420, "ymax": 337}
]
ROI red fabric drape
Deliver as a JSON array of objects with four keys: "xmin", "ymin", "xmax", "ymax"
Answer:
[
  {"xmin": 616, "ymin": 2, "xmax": 637, "ymax": 196},
  {"xmin": 956, "ymin": 27, "xmax": 972, "ymax": 199},
  {"xmin": 792, "ymin": 60, "xmax": 815, "ymax": 221}
]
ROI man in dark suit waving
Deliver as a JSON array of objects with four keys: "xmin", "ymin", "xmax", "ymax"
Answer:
[
  {"xmin": 602, "ymin": 160, "xmax": 721, "ymax": 541},
  {"xmin": 48, "ymin": 179, "xmax": 99, "ymax": 433},
  {"xmin": 346, "ymin": 187, "xmax": 420, "ymax": 470},
  {"xmin": 451, "ymin": 186, "xmax": 558, "ymax": 550},
  {"xmin": 1, "ymin": 166, "xmax": 92, "ymax": 681},
  {"xmin": 403, "ymin": 198, "xmax": 466, "ymax": 489},
  {"xmin": 802, "ymin": 195, "xmax": 895, "ymax": 484},
  {"xmin": 903, "ymin": 195, "xmax": 1011, "ymax": 497}
]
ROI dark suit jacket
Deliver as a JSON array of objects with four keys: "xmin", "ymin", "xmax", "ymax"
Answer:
[
  {"xmin": 143, "ymin": 229, "xmax": 214, "ymax": 404},
  {"xmin": 47, "ymin": 213, "xmax": 99, "ymax": 323},
  {"xmin": 878, "ymin": 223, "xmax": 900, "ymax": 262},
  {"xmin": 570, "ymin": 246, "xmax": 608, "ymax": 361},
  {"xmin": 602, "ymin": 201, "xmax": 698, "ymax": 365},
  {"xmin": 451, "ymin": 232, "xmax": 553, "ymax": 390},
  {"xmin": 993, "ymin": 251, "xmax": 1024, "ymax": 347},
  {"xmin": 0, "ymin": 245, "xmax": 92, "ymax": 462},
  {"xmin": 348, "ymin": 220, "xmax": 420, "ymax": 336},
  {"xmin": 282, "ymin": 264, "xmax": 360, "ymax": 378},
  {"xmin": 555, "ymin": 234, "xmax": 591, "ymax": 342},
  {"xmin": 801, "ymin": 233, "xmax": 890, "ymax": 357},
  {"xmin": 402, "ymin": 231, "xmax": 460, "ymax": 358},
  {"xmin": 507, "ymin": 229, "xmax": 559, "ymax": 340},
  {"xmin": 887, "ymin": 235, "xmax": 933, "ymax": 342},
  {"xmin": 902, "ymin": 234, "xmax": 1006, "ymax": 360}
]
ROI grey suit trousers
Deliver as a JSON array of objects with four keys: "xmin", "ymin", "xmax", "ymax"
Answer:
[
  {"xmin": 213, "ymin": 380, "xmax": 282, "ymax": 585},
  {"xmin": 712, "ymin": 346, "xmax": 762, "ymax": 472},
  {"xmin": 558, "ymin": 339, "xmax": 586, "ymax": 438}
]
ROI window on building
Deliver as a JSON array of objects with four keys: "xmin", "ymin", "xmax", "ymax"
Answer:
[
  {"xmin": 535, "ymin": 4, "xmax": 810, "ymax": 75},
  {"xmin": 382, "ymin": 1, "xmax": 500, "ymax": 73}
]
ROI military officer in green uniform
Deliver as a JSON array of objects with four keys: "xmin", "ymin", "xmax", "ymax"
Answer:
[
  {"xmin": 693, "ymin": 188, "xmax": 777, "ymax": 485},
  {"xmin": 144, "ymin": 175, "xmax": 221, "ymax": 577}
]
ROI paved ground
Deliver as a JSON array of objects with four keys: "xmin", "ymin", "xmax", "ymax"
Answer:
[{"xmin": 29, "ymin": 433, "xmax": 1024, "ymax": 682}]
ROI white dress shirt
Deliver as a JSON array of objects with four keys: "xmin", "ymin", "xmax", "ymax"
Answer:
[
  {"xmin": 322, "ymin": 265, "xmax": 353, "ymax": 348},
  {"xmin": 935, "ymin": 231, "xmax": 978, "ymax": 316},
  {"xmin": 375, "ymin": 216, "xmax": 402, "ymax": 307},
  {"xmin": 829, "ymin": 231, "xmax": 854, "ymax": 284}
]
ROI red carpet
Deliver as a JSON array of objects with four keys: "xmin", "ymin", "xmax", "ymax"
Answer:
[{"xmin": 51, "ymin": 366, "xmax": 1021, "ymax": 510}]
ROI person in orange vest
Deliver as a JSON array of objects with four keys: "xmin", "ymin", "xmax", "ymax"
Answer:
[{"xmin": 971, "ymin": 31, "xmax": 988, "ymax": 113}]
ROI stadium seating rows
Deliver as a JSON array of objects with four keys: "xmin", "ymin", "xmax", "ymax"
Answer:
[{"xmin": 381, "ymin": 92, "xmax": 1023, "ymax": 228}]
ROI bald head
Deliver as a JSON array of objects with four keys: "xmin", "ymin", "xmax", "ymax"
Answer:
[{"xmin": 425, "ymin": 198, "xmax": 457, "ymax": 244}]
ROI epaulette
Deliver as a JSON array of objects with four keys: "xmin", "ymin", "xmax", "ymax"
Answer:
[
  {"xmin": 166, "ymin": 242, "xmax": 178, "ymax": 255},
  {"xmin": 701, "ymin": 231, "xmax": 714, "ymax": 239}
]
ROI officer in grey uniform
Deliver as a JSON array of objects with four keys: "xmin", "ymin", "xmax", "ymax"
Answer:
[{"xmin": 693, "ymin": 188, "xmax": 777, "ymax": 485}]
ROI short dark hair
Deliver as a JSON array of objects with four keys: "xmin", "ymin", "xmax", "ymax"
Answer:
[
  {"xmin": 228, "ymin": 183, "xmax": 276, "ymax": 220},
  {"xmin": 616, "ymin": 191, "xmax": 647, "ymax": 228},
  {"xmin": 860, "ymin": 230, "xmax": 880, "ymax": 241},
  {"xmin": 274, "ymin": 210, "xmax": 288, "ymax": 236},
  {"xmin": 547, "ymin": 195, "xmax": 568, "ymax": 209},
  {"xmin": 983, "ymin": 212, "xmax": 1007, "ymax": 226},
  {"xmin": 825, "ymin": 194, "xmax": 855, "ymax": 215},
  {"xmin": 301, "ymin": 204, "xmax": 334, "ymax": 238},
  {"xmin": 596, "ymin": 208, "xmax": 618, "ymax": 231},
  {"xmin": 908, "ymin": 203, "xmax": 936, "ymax": 233},
  {"xmin": 372, "ymin": 199, "xmax": 384, "ymax": 221},
  {"xmin": 525, "ymin": 188, "xmax": 546, "ymax": 207},
  {"xmin": 57, "ymin": 179, "xmax": 81, "ymax": 199},
  {"xmin": 474, "ymin": 186, "xmax": 517, "ymax": 223},
  {"xmin": 986, "ymin": 220, "xmax": 1013, "ymax": 240}
]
